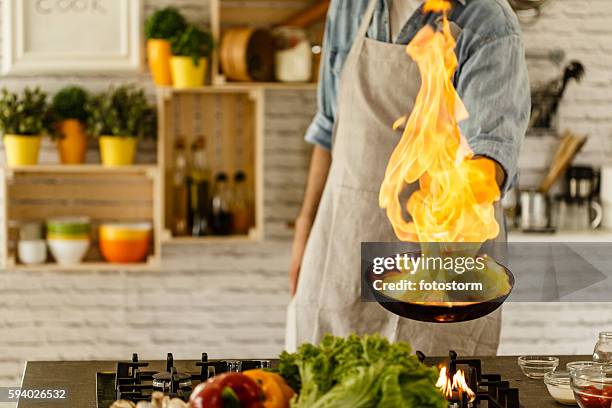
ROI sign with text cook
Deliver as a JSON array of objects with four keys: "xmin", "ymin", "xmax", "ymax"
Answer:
[{"xmin": 2, "ymin": 0, "xmax": 142, "ymax": 74}]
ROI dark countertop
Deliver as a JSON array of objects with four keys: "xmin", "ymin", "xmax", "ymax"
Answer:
[{"xmin": 18, "ymin": 356, "xmax": 588, "ymax": 408}]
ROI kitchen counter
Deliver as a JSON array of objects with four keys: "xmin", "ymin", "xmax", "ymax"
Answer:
[{"xmin": 17, "ymin": 356, "xmax": 589, "ymax": 407}]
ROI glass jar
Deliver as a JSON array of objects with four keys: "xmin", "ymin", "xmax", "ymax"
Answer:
[{"xmin": 593, "ymin": 332, "xmax": 612, "ymax": 363}]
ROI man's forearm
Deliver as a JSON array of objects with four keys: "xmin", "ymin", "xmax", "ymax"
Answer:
[{"xmin": 299, "ymin": 145, "xmax": 332, "ymax": 222}]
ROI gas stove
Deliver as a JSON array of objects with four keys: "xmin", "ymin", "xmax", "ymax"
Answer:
[
  {"xmin": 96, "ymin": 353, "xmax": 271, "ymax": 408},
  {"xmin": 419, "ymin": 351, "xmax": 521, "ymax": 408}
]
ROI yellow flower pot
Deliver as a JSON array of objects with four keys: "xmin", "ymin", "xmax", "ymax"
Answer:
[
  {"xmin": 98, "ymin": 136, "xmax": 137, "ymax": 167},
  {"xmin": 3, "ymin": 134, "xmax": 42, "ymax": 167},
  {"xmin": 147, "ymin": 39, "xmax": 173, "ymax": 86},
  {"xmin": 57, "ymin": 119, "xmax": 88, "ymax": 164},
  {"xmin": 170, "ymin": 56, "xmax": 207, "ymax": 88}
]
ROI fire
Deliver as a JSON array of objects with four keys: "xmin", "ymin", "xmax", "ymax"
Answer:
[
  {"xmin": 379, "ymin": 0, "xmax": 500, "ymax": 243},
  {"xmin": 436, "ymin": 366, "xmax": 476, "ymax": 402}
]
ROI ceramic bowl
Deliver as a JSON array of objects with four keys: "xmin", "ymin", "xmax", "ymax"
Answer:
[
  {"xmin": 47, "ymin": 217, "xmax": 91, "ymax": 236},
  {"xmin": 99, "ymin": 222, "xmax": 151, "ymax": 263},
  {"xmin": 47, "ymin": 239, "xmax": 90, "ymax": 265},
  {"xmin": 18, "ymin": 240, "xmax": 47, "ymax": 265}
]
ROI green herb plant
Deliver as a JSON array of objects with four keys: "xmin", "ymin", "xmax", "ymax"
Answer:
[
  {"xmin": 86, "ymin": 85, "xmax": 156, "ymax": 139},
  {"xmin": 0, "ymin": 87, "xmax": 52, "ymax": 137},
  {"xmin": 277, "ymin": 334, "xmax": 447, "ymax": 408},
  {"xmin": 171, "ymin": 26, "xmax": 214, "ymax": 65},
  {"xmin": 52, "ymin": 86, "xmax": 89, "ymax": 123},
  {"xmin": 144, "ymin": 7, "xmax": 187, "ymax": 40}
]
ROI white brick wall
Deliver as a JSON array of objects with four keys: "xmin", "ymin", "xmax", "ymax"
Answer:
[{"xmin": 0, "ymin": 0, "xmax": 611, "ymax": 392}]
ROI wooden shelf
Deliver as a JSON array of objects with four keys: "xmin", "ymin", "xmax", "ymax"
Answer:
[
  {"xmin": 4, "ymin": 164, "xmax": 157, "ymax": 175},
  {"xmin": 158, "ymin": 82, "xmax": 317, "ymax": 97},
  {"xmin": 162, "ymin": 235, "xmax": 256, "ymax": 245},
  {"xmin": 6, "ymin": 256, "xmax": 160, "ymax": 272}
]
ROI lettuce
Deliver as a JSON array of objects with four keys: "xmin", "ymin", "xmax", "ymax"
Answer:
[{"xmin": 277, "ymin": 334, "xmax": 447, "ymax": 408}]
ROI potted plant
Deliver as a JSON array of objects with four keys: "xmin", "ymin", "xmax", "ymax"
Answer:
[
  {"xmin": 52, "ymin": 86, "xmax": 89, "ymax": 164},
  {"xmin": 144, "ymin": 7, "xmax": 187, "ymax": 86},
  {"xmin": 0, "ymin": 88, "xmax": 52, "ymax": 167},
  {"xmin": 170, "ymin": 26, "xmax": 214, "ymax": 88},
  {"xmin": 86, "ymin": 85, "xmax": 156, "ymax": 167}
]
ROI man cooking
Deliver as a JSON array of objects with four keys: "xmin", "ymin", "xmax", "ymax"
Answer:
[{"xmin": 287, "ymin": 0, "xmax": 530, "ymax": 355}]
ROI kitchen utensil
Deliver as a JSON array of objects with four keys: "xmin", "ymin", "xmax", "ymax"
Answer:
[
  {"xmin": 18, "ymin": 240, "xmax": 46, "ymax": 265},
  {"xmin": 517, "ymin": 356, "xmax": 559, "ymax": 379},
  {"xmin": 47, "ymin": 239, "xmax": 90, "ymax": 265},
  {"xmin": 593, "ymin": 332, "xmax": 612, "ymax": 363},
  {"xmin": 544, "ymin": 371, "xmax": 577, "ymax": 406},
  {"xmin": 530, "ymin": 61, "xmax": 586, "ymax": 130},
  {"xmin": 99, "ymin": 222, "xmax": 152, "ymax": 263},
  {"xmin": 277, "ymin": 0, "xmax": 330, "ymax": 28},
  {"xmin": 567, "ymin": 166, "xmax": 596, "ymax": 199},
  {"xmin": 19, "ymin": 221, "xmax": 43, "ymax": 241},
  {"xmin": 367, "ymin": 253, "xmax": 514, "ymax": 323},
  {"xmin": 520, "ymin": 189, "xmax": 551, "ymax": 231},
  {"xmin": 273, "ymin": 27, "xmax": 312, "ymax": 82},
  {"xmin": 600, "ymin": 167, "xmax": 612, "ymax": 229},
  {"xmin": 570, "ymin": 366, "xmax": 612, "ymax": 408},
  {"xmin": 539, "ymin": 132, "xmax": 588, "ymax": 194},
  {"xmin": 220, "ymin": 28, "xmax": 274, "ymax": 82},
  {"xmin": 554, "ymin": 196, "xmax": 602, "ymax": 231}
]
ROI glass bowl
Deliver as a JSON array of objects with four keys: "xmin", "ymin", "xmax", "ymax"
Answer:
[
  {"xmin": 545, "ymin": 371, "xmax": 577, "ymax": 406},
  {"xmin": 518, "ymin": 356, "xmax": 559, "ymax": 379},
  {"xmin": 567, "ymin": 361, "xmax": 604, "ymax": 374},
  {"xmin": 570, "ymin": 366, "xmax": 612, "ymax": 408}
]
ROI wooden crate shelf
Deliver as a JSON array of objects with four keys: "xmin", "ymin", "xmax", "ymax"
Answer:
[
  {"xmin": 157, "ymin": 87, "xmax": 264, "ymax": 243},
  {"xmin": 1, "ymin": 165, "xmax": 162, "ymax": 270},
  {"xmin": 5, "ymin": 256, "xmax": 160, "ymax": 272}
]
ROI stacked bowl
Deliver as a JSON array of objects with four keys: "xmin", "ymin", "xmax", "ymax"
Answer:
[
  {"xmin": 46, "ymin": 217, "xmax": 91, "ymax": 265},
  {"xmin": 99, "ymin": 222, "xmax": 152, "ymax": 263}
]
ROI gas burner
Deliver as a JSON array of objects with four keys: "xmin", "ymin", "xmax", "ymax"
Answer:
[
  {"xmin": 152, "ymin": 370, "xmax": 192, "ymax": 392},
  {"xmin": 418, "ymin": 351, "xmax": 521, "ymax": 408},
  {"xmin": 96, "ymin": 352, "xmax": 272, "ymax": 407}
]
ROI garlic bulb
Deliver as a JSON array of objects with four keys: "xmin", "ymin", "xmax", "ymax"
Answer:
[{"xmin": 110, "ymin": 401, "xmax": 136, "ymax": 408}]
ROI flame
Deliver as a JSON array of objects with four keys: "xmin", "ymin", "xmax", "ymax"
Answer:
[
  {"xmin": 436, "ymin": 366, "xmax": 476, "ymax": 402},
  {"xmin": 379, "ymin": 0, "xmax": 500, "ymax": 243}
]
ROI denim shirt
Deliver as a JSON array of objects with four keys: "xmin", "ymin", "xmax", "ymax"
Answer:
[{"xmin": 304, "ymin": 0, "xmax": 531, "ymax": 192}]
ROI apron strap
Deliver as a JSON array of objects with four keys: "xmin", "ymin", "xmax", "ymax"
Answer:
[{"xmin": 357, "ymin": 0, "xmax": 379, "ymax": 39}]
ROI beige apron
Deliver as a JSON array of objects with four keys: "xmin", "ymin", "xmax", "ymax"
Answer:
[{"xmin": 286, "ymin": 0, "xmax": 503, "ymax": 356}]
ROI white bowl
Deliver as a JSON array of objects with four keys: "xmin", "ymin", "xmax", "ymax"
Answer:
[
  {"xmin": 47, "ymin": 239, "xmax": 90, "ymax": 265},
  {"xmin": 18, "ymin": 240, "xmax": 47, "ymax": 265}
]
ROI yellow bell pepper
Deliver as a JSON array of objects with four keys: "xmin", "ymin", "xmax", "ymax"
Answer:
[{"xmin": 243, "ymin": 370, "xmax": 294, "ymax": 408}]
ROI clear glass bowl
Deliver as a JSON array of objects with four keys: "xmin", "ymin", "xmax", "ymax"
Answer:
[
  {"xmin": 567, "ymin": 361, "xmax": 605, "ymax": 374},
  {"xmin": 545, "ymin": 371, "xmax": 577, "ymax": 406},
  {"xmin": 570, "ymin": 366, "xmax": 612, "ymax": 408},
  {"xmin": 518, "ymin": 356, "xmax": 559, "ymax": 379}
]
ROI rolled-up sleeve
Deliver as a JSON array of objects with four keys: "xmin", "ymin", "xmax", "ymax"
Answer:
[
  {"xmin": 304, "ymin": 7, "xmax": 337, "ymax": 151},
  {"xmin": 457, "ymin": 34, "xmax": 531, "ymax": 193}
]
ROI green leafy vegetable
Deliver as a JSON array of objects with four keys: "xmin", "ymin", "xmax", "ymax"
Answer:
[{"xmin": 277, "ymin": 334, "xmax": 446, "ymax": 408}]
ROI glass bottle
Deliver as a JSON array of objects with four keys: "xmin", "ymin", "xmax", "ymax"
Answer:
[
  {"xmin": 189, "ymin": 137, "xmax": 212, "ymax": 237},
  {"xmin": 593, "ymin": 332, "xmax": 612, "ymax": 363},
  {"xmin": 172, "ymin": 138, "xmax": 189, "ymax": 236},
  {"xmin": 211, "ymin": 173, "xmax": 234, "ymax": 235},
  {"xmin": 232, "ymin": 171, "xmax": 251, "ymax": 235}
]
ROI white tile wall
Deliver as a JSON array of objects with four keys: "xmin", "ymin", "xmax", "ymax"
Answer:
[{"xmin": 0, "ymin": 0, "xmax": 611, "ymax": 390}]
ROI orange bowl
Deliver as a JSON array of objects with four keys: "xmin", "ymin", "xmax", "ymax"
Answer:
[{"xmin": 99, "ymin": 223, "xmax": 151, "ymax": 263}]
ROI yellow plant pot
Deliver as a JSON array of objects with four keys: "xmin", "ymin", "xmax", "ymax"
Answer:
[
  {"xmin": 170, "ymin": 56, "xmax": 207, "ymax": 88},
  {"xmin": 98, "ymin": 136, "xmax": 137, "ymax": 167},
  {"xmin": 57, "ymin": 119, "xmax": 88, "ymax": 164},
  {"xmin": 147, "ymin": 39, "xmax": 173, "ymax": 86},
  {"xmin": 3, "ymin": 134, "xmax": 41, "ymax": 167}
]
